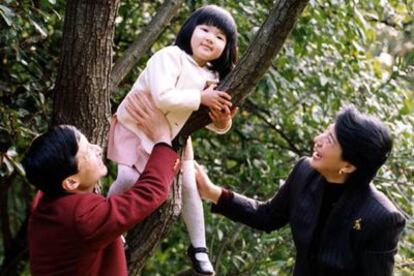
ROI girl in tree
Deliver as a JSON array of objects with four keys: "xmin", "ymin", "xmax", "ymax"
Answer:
[{"xmin": 107, "ymin": 5, "xmax": 238, "ymax": 275}]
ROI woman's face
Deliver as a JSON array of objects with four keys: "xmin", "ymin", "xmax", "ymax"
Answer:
[
  {"xmin": 190, "ymin": 24, "xmax": 226, "ymax": 66},
  {"xmin": 309, "ymin": 124, "xmax": 349, "ymax": 183}
]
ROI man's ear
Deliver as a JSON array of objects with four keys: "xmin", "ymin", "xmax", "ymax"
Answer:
[{"xmin": 62, "ymin": 176, "xmax": 80, "ymax": 192}]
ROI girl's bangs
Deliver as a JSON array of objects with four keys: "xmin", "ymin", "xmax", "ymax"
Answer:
[{"xmin": 196, "ymin": 12, "xmax": 236, "ymax": 39}]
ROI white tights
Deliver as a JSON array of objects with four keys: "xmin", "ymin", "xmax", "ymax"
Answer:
[
  {"xmin": 107, "ymin": 164, "xmax": 140, "ymax": 196},
  {"xmin": 181, "ymin": 139, "xmax": 212, "ymax": 265}
]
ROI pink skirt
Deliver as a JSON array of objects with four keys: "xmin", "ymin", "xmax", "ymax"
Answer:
[{"xmin": 107, "ymin": 116, "xmax": 149, "ymax": 173}]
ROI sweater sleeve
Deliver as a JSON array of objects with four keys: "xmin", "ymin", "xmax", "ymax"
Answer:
[
  {"xmin": 146, "ymin": 46, "xmax": 201, "ymax": 112},
  {"xmin": 74, "ymin": 144, "xmax": 178, "ymax": 248},
  {"xmin": 205, "ymin": 119, "xmax": 232, "ymax": 135},
  {"xmin": 211, "ymin": 158, "xmax": 307, "ymax": 233}
]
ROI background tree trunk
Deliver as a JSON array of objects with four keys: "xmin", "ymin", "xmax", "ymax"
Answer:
[{"xmin": 52, "ymin": 0, "xmax": 121, "ymax": 145}]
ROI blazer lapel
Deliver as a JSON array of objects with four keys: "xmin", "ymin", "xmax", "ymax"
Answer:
[
  {"xmin": 317, "ymin": 184, "xmax": 369, "ymax": 269},
  {"xmin": 301, "ymin": 175, "xmax": 325, "ymax": 254},
  {"xmin": 323, "ymin": 185, "xmax": 369, "ymax": 233}
]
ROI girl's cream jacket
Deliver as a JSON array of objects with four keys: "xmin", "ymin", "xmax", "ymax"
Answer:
[{"xmin": 116, "ymin": 46, "xmax": 231, "ymax": 153}]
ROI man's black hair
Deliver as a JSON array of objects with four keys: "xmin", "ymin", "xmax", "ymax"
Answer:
[{"xmin": 22, "ymin": 125, "xmax": 80, "ymax": 197}]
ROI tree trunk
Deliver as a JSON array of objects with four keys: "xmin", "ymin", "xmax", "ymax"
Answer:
[
  {"xmin": 172, "ymin": 0, "xmax": 309, "ymax": 149},
  {"xmin": 1, "ymin": 1, "xmax": 122, "ymax": 273},
  {"xmin": 127, "ymin": 175, "xmax": 182, "ymax": 273},
  {"xmin": 52, "ymin": 0, "xmax": 121, "ymax": 145},
  {"xmin": 110, "ymin": 0, "xmax": 184, "ymax": 92},
  {"xmin": 126, "ymin": 0, "xmax": 309, "ymax": 274}
]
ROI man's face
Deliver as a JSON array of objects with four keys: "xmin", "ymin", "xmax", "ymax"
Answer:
[{"xmin": 74, "ymin": 134, "xmax": 107, "ymax": 192}]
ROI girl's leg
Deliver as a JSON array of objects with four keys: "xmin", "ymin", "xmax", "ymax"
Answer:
[
  {"xmin": 108, "ymin": 164, "xmax": 140, "ymax": 196},
  {"xmin": 182, "ymin": 160, "xmax": 207, "ymax": 248},
  {"xmin": 182, "ymin": 138, "xmax": 214, "ymax": 274}
]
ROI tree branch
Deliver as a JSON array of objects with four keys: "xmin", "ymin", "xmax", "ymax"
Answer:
[
  {"xmin": 244, "ymin": 98, "xmax": 305, "ymax": 156},
  {"xmin": 110, "ymin": 0, "xmax": 184, "ymax": 92},
  {"xmin": 172, "ymin": 0, "xmax": 309, "ymax": 150}
]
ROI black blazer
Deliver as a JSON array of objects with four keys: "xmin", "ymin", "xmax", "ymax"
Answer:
[{"xmin": 212, "ymin": 158, "xmax": 405, "ymax": 275}]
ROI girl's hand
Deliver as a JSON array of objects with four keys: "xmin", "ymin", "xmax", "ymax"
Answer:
[
  {"xmin": 201, "ymin": 84, "xmax": 232, "ymax": 111},
  {"xmin": 125, "ymin": 91, "xmax": 171, "ymax": 144},
  {"xmin": 194, "ymin": 161, "xmax": 222, "ymax": 204},
  {"xmin": 209, "ymin": 106, "xmax": 239, "ymax": 130}
]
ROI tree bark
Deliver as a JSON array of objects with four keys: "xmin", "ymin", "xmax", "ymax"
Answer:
[
  {"xmin": 172, "ymin": 0, "xmax": 309, "ymax": 149},
  {"xmin": 110, "ymin": 0, "xmax": 184, "ymax": 92},
  {"xmin": 127, "ymin": 175, "xmax": 182, "ymax": 274},
  {"xmin": 52, "ymin": 0, "xmax": 121, "ymax": 145}
]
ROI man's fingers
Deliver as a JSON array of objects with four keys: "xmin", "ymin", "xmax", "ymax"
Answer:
[
  {"xmin": 129, "ymin": 93, "xmax": 145, "ymax": 113},
  {"xmin": 126, "ymin": 106, "xmax": 147, "ymax": 128},
  {"xmin": 127, "ymin": 93, "xmax": 142, "ymax": 112},
  {"xmin": 140, "ymin": 91, "xmax": 155, "ymax": 110},
  {"xmin": 136, "ymin": 93, "xmax": 151, "ymax": 114},
  {"xmin": 126, "ymin": 93, "xmax": 158, "ymax": 127}
]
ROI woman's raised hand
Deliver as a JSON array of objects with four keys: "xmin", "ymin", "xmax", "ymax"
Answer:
[{"xmin": 194, "ymin": 161, "xmax": 222, "ymax": 204}]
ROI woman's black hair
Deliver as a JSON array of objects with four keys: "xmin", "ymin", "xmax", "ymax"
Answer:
[
  {"xmin": 335, "ymin": 106, "xmax": 393, "ymax": 186},
  {"xmin": 22, "ymin": 125, "xmax": 80, "ymax": 197},
  {"xmin": 175, "ymin": 5, "xmax": 238, "ymax": 80}
]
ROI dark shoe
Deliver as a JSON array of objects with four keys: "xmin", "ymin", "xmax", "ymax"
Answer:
[{"xmin": 187, "ymin": 245, "xmax": 215, "ymax": 276}]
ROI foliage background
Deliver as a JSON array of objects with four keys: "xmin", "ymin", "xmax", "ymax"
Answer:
[{"xmin": 1, "ymin": 0, "xmax": 413, "ymax": 275}]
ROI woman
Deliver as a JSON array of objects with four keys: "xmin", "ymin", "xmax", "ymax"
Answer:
[{"xmin": 194, "ymin": 106, "xmax": 405, "ymax": 275}]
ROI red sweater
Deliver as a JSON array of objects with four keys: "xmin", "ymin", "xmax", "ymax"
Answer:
[{"xmin": 28, "ymin": 144, "xmax": 178, "ymax": 276}]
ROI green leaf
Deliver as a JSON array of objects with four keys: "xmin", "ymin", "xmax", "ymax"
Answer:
[
  {"xmin": 29, "ymin": 17, "xmax": 48, "ymax": 38},
  {"xmin": 0, "ymin": 4, "xmax": 15, "ymax": 26}
]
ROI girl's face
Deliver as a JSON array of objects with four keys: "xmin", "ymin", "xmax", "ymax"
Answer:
[{"xmin": 190, "ymin": 24, "xmax": 226, "ymax": 66}]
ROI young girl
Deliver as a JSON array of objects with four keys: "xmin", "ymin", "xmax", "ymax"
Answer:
[{"xmin": 107, "ymin": 5, "xmax": 238, "ymax": 275}]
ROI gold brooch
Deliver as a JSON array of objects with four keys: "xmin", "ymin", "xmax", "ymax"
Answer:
[{"xmin": 352, "ymin": 218, "xmax": 362, "ymax": 231}]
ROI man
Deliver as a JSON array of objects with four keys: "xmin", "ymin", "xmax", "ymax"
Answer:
[
  {"xmin": 194, "ymin": 106, "xmax": 405, "ymax": 275},
  {"xmin": 23, "ymin": 93, "xmax": 178, "ymax": 275}
]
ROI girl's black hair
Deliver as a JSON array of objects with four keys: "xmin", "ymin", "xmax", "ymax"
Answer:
[
  {"xmin": 335, "ymin": 106, "xmax": 393, "ymax": 187},
  {"xmin": 22, "ymin": 125, "xmax": 80, "ymax": 197},
  {"xmin": 175, "ymin": 5, "xmax": 238, "ymax": 80}
]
